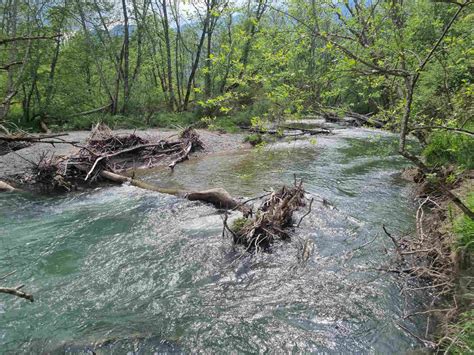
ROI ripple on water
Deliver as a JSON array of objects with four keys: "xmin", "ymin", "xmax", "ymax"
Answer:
[{"xmin": 0, "ymin": 128, "xmax": 425, "ymax": 352}]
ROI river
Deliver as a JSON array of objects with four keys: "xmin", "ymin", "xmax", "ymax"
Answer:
[{"xmin": 0, "ymin": 124, "xmax": 425, "ymax": 353}]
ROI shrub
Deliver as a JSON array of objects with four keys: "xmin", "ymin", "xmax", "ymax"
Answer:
[
  {"xmin": 244, "ymin": 133, "xmax": 263, "ymax": 146},
  {"xmin": 423, "ymin": 131, "xmax": 474, "ymax": 169},
  {"xmin": 454, "ymin": 193, "xmax": 474, "ymax": 251}
]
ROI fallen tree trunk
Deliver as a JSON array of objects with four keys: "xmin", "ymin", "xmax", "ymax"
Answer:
[
  {"xmin": 100, "ymin": 170, "xmax": 249, "ymax": 213},
  {"xmin": 68, "ymin": 104, "xmax": 112, "ymax": 117},
  {"xmin": 346, "ymin": 111, "xmax": 385, "ymax": 128},
  {"xmin": 0, "ymin": 180, "xmax": 16, "ymax": 192},
  {"xmin": 277, "ymin": 125, "xmax": 332, "ymax": 135},
  {"xmin": 319, "ymin": 108, "xmax": 386, "ymax": 128},
  {"xmin": 243, "ymin": 125, "xmax": 332, "ymax": 136}
]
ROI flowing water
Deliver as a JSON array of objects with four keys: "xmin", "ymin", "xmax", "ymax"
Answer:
[{"xmin": 0, "ymin": 125, "xmax": 425, "ymax": 353}]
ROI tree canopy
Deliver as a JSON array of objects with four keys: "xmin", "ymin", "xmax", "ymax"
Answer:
[{"xmin": 0, "ymin": 0, "xmax": 472, "ymax": 135}]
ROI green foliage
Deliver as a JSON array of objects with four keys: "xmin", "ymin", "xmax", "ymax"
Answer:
[
  {"xmin": 231, "ymin": 217, "xmax": 248, "ymax": 234},
  {"xmin": 244, "ymin": 133, "xmax": 263, "ymax": 146},
  {"xmin": 423, "ymin": 131, "xmax": 474, "ymax": 169},
  {"xmin": 442, "ymin": 309, "xmax": 474, "ymax": 354},
  {"xmin": 453, "ymin": 193, "xmax": 474, "ymax": 252},
  {"xmin": 203, "ymin": 116, "xmax": 240, "ymax": 133},
  {"xmin": 149, "ymin": 112, "xmax": 198, "ymax": 128},
  {"xmin": 1, "ymin": 0, "xmax": 472, "ymax": 139}
]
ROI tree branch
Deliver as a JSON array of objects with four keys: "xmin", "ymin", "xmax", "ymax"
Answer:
[
  {"xmin": 0, "ymin": 61, "xmax": 23, "ymax": 70},
  {"xmin": 410, "ymin": 126, "xmax": 474, "ymax": 137},
  {"xmin": 0, "ymin": 34, "xmax": 61, "ymax": 46},
  {"xmin": 412, "ymin": 3, "xmax": 466, "ymax": 86},
  {"xmin": 0, "ymin": 285, "xmax": 34, "ymax": 302}
]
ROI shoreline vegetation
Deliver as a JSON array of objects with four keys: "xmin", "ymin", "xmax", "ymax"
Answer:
[
  {"xmin": 1, "ymin": 0, "xmax": 473, "ymax": 352},
  {"xmin": 402, "ymin": 166, "xmax": 473, "ymax": 352}
]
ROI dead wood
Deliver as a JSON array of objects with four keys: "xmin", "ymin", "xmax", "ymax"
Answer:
[
  {"xmin": 39, "ymin": 120, "xmax": 51, "ymax": 134},
  {"xmin": 169, "ymin": 142, "xmax": 192, "ymax": 169},
  {"xmin": 68, "ymin": 104, "xmax": 112, "ymax": 117},
  {"xmin": 345, "ymin": 111, "xmax": 385, "ymax": 128},
  {"xmin": 278, "ymin": 125, "xmax": 332, "ymax": 135},
  {"xmin": 0, "ymin": 180, "xmax": 16, "ymax": 192},
  {"xmin": 0, "ymin": 286, "xmax": 34, "ymax": 302},
  {"xmin": 0, "ymin": 133, "xmax": 79, "ymax": 154},
  {"xmin": 243, "ymin": 125, "xmax": 332, "ymax": 136},
  {"xmin": 186, "ymin": 188, "xmax": 244, "ymax": 210},
  {"xmin": 27, "ymin": 124, "xmax": 205, "ymax": 192},
  {"xmin": 14, "ymin": 124, "xmax": 309, "ymax": 255},
  {"xmin": 223, "ymin": 180, "xmax": 308, "ymax": 250},
  {"xmin": 99, "ymin": 170, "xmax": 249, "ymax": 213},
  {"xmin": 0, "ymin": 133, "xmax": 70, "ymax": 143},
  {"xmin": 0, "ymin": 272, "xmax": 33, "ymax": 302},
  {"xmin": 320, "ymin": 108, "xmax": 386, "ymax": 128},
  {"xmin": 380, "ymin": 192, "xmax": 469, "ymax": 349}
]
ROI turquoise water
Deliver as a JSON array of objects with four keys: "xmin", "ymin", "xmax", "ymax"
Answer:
[{"xmin": 0, "ymin": 127, "xmax": 424, "ymax": 353}]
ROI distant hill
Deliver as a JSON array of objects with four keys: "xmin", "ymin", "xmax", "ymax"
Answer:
[{"xmin": 110, "ymin": 24, "xmax": 137, "ymax": 36}]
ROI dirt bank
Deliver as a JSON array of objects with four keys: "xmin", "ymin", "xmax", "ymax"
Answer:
[
  {"xmin": 0, "ymin": 128, "xmax": 250, "ymax": 183},
  {"xmin": 401, "ymin": 167, "xmax": 473, "ymax": 351}
]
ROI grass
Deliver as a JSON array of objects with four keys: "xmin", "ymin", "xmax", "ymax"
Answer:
[
  {"xmin": 442, "ymin": 191, "xmax": 474, "ymax": 354},
  {"xmin": 244, "ymin": 133, "xmax": 263, "ymax": 146},
  {"xmin": 454, "ymin": 192, "xmax": 474, "ymax": 252},
  {"xmin": 442, "ymin": 310, "xmax": 474, "ymax": 354},
  {"xmin": 423, "ymin": 130, "xmax": 474, "ymax": 169}
]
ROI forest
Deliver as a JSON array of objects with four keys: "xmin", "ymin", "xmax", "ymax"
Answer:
[{"xmin": 0, "ymin": 0, "xmax": 473, "ymax": 353}]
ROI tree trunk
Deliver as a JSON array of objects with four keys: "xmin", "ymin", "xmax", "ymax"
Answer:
[
  {"xmin": 161, "ymin": 0, "xmax": 176, "ymax": 111},
  {"xmin": 205, "ymin": 27, "xmax": 212, "ymax": 98},
  {"xmin": 100, "ymin": 170, "xmax": 247, "ymax": 211},
  {"xmin": 121, "ymin": 0, "xmax": 130, "ymax": 113},
  {"xmin": 182, "ymin": 14, "xmax": 209, "ymax": 110}
]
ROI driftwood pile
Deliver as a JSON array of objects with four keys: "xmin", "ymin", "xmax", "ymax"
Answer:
[
  {"xmin": 224, "ymin": 179, "xmax": 309, "ymax": 251},
  {"xmin": 30, "ymin": 124, "xmax": 203, "ymax": 191}
]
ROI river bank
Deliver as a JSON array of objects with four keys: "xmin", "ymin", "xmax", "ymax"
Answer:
[{"xmin": 402, "ymin": 167, "xmax": 473, "ymax": 352}]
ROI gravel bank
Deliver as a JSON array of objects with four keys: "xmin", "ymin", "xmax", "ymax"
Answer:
[{"xmin": 0, "ymin": 129, "xmax": 249, "ymax": 182}]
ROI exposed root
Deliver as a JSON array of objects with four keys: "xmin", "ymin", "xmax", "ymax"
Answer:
[
  {"xmin": 223, "ymin": 179, "xmax": 308, "ymax": 250},
  {"xmin": 381, "ymin": 190, "xmax": 470, "ymax": 350}
]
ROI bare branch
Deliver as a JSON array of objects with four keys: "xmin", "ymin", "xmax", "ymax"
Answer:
[
  {"xmin": 0, "ymin": 286, "xmax": 34, "ymax": 302},
  {"xmin": 410, "ymin": 125, "xmax": 474, "ymax": 137},
  {"xmin": 0, "ymin": 61, "xmax": 23, "ymax": 71},
  {"xmin": 0, "ymin": 34, "xmax": 61, "ymax": 46}
]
